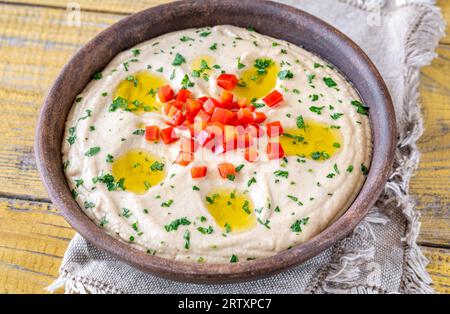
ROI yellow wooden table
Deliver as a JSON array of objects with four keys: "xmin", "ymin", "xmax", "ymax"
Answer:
[{"xmin": 0, "ymin": 0, "xmax": 448, "ymax": 294}]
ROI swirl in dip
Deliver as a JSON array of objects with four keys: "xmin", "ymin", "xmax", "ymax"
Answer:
[{"xmin": 62, "ymin": 25, "xmax": 371, "ymax": 263}]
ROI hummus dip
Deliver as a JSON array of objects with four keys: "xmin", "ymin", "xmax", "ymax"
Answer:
[{"xmin": 62, "ymin": 25, "xmax": 371, "ymax": 263}]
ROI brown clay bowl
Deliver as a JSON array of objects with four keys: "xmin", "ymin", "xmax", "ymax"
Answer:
[{"xmin": 35, "ymin": 0, "xmax": 396, "ymax": 283}]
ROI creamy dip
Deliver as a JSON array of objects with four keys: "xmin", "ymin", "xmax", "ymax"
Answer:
[{"xmin": 62, "ymin": 25, "xmax": 371, "ymax": 263}]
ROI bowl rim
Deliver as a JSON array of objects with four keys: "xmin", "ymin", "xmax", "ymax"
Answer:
[{"xmin": 35, "ymin": 0, "xmax": 396, "ymax": 283}]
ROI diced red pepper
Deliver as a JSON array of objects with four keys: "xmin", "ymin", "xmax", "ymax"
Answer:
[
  {"xmin": 158, "ymin": 85, "xmax": 174, "ymax": 103},
  {"xmin": 186, "ymin": 99, "xmax": 202, "ymax": 115},
  {"xmin": 202, "ymin": 98, "xmax": 217, "ymax": 114},
  {"xmin": 175, "ymin": 151, "xmax": 194, "ymax": 166},
  {"xmin": 165, "ymin": 106, "xmax": 185, "ymax": 126},
  {"xmin": 218, "ymin": 163, "xmax": 237, "ymax": 179},
  {"xmin": 197, "ymin": 96, "xmax": 209, "ymax": 106},
  {"xmin": 189, "ymin": 120, "xmax": 208, "ymax": 138},
  {"xmin": 180, "ymin": 138, "xmax": 197, "ymax": 153},
  {"xmin": 221, "ymin": 90, "xmax": 234, "ymax": 105},
  {"xmin": 237, "ymin": 108, "xmax": 254, "ymax": 125},
  {"xmin": 266, "ymin": 121, "xmax": 284, "ymax": 137},
  {"xmin": 211, "ymin": 141, "xmax": 226, "ymax": 155},
  {"xmin": 160, "ymin": 126, "xmax": 178, "ymax": 144},
  {"xmin": 245, "ymin": 147, "xmax": 258, "ymax": 162},
  {"xmin": 237, "ymin": 132, "xmax": 253, "ymax": 148},
  {"xmin": 176, "ymin": 89, "xmax": 192, "ymax": 102},
  {"xmin": 216, "ymin": 73, "xmax": 239, "ymax": 91},
  {"xmin": 247, "ymin": 105, "xmax": 256, "ymax": 112},
  {"xmin": 145, "ymin": 126, "xmax": 159, "ymax": 141},
  {"xmin": 223, "ymin": 125, "xmax": 237, "ymax": 150},
  {"xmin": 247, "ymin": 124, "xmax": 264, "ymax": 138},
  {"xmin": 194, "ymin": 109, "xmax": 211, "ymax": 123},
  {"xmin": 191, "ymin": 166, "xmax": 207, "ymax": 179},
  {"xmin": 266, "ymin": 142, "xmax": 285, "ymax": 159},
  {"xmin": 253, "ymin": 112, "xmax": 267, "ymax": 124},
  {"xmin": 196, "ymin": 129, "xmax": 215, "ymax": 147},
  {"xmin": 237, "ymin": 98, "xmax": 249, "ymax": 108},
  {"xmin": 263, "ymin": 90, "xmax": 283, "ymax": 107},
  {"xmin": 211, "ymin": 107, "xmax": 234, "ymax": 125},
  {"xmin": 163, "ymin": 100, "xmax": 184, "ymax": 115}
]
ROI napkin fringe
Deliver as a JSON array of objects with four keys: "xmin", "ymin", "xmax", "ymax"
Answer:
[
  {"xmin": 396, "ymin": 3, "xmax": 445, "ymax": 294},
  {"xmin": 47, "ymin": 270, "xmax": 123, "ymax": 294},
  {"xmin": 317, "ymin": 0, "xmax": 444, "ymax": 294}
]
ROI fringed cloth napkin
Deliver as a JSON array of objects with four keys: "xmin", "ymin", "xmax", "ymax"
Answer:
[{"xmin": 48, "ymin": 0, "xmax": 445, "ymax": 294}]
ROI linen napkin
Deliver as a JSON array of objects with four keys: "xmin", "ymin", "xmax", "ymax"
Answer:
[{"xmin": 48, "ymin": 0, "xmax": 445, "ymax": 294}]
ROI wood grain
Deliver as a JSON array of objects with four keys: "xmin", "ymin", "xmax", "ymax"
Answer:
[
  {"xmin": 413, "ymin": 45, "xmax": 450, "ymax": 247},
  {"xmin": 0, "ymin": 0, "xmax": 447, "ymax": 293},
  {"xmin": 0, "ymin": 197, "xmax": 73, "ymax": 293},
  {"xmin": 422, "ymin": 247, "xmax": 450, "ymax": 294}
]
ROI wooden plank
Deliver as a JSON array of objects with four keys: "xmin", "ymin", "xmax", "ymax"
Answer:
[
  {"xmin": 413, "ymin": 44, "xmax": 450, "ymax": 247},
  {"xmin": 0, "ymin": 197, "xmax": 73, "ymax": 294},
  {"xmin": 437, "ymin": 0, "xmax": 450, "ymax": 45},
  {"xmin": 422, "ymin": 246, "xmax": 450, "ymax": 294},
  {"xmin": 0, "ymin": 4, "xmax": 123, "ymax": 200}
]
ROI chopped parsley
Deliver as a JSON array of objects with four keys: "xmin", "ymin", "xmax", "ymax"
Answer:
[
  {"xmin": 85, "ymin": 146, "xmax": 100, "ymax": 157},
  {"xmin": 172, "ymin": 53, "xmax": 186, "ymax": 66},
  {"xmin": 197, "ymin": 226, "xmax": 214, "ymax": 234},
  {"xmin": 161, "ymin": 199, "xmax": 174, "ymax": 207},
  {"xmin": 109, "ymin": 96, "xmax": 128, "ymax": 112},
  {"xmin": 106, "ymin": 154, "xmax": 114, "ymax": 163},
  {"xmin": 274, "ymin": 170, "xmax": 289, "ymax": 178},
  {"xmin": 330, "ymin": 113, "xmax": 343, "ymax": 120},
  {"xmin": 164, "ymin": 217, "xmax": 191, "ymax": 232},
  {"xmin": 323, "ymin": 77, "xmax": 337, "ymax": 88},
  {"xmin": 92, "ymin": 72, "xmax": 102, "ymax": 80},
  {"xmin": 361, "ymin": 163, "xmax": 369, "ymax": 175},
  {"xmin": 93, "ymin": 173, "xmax": 125, "ymax": 191},
  {"xmin": 311, "ymin": 151, "xmax": 330, "ymax": 160},
  {"xmin": 99, "ymin": 217, "xmax": 108, "ymax": 227},
  {"xmin": 181, "ymin": 74, "xmax": 195, "ymax": 89},
  {"xmin": 351, "ymin": 100, "xmax": 369, "ymax": 116},
  {"xmin": 180, "ymin": 36, "xmax": 194, "ymax": 42},
  {"xmin": 132, "ymin": 129, "xmax": 145, "ymax": 135},
  {"xmin": 131, "ymin": 48, "xmax": 140, "ymax": 57},
  {"xmin": 183, "ymin": 230, "xmax": 190, "ymax": 249},
  {"xmin": 121, "ymin": 208, "xmax": 132, "ymax": 218},
  {"xmin": 230, "ymin": 254, "xmax": 238, "ymax": 263},
  {"xmin": 242, "ymin": 200, "xmax": 251, "ymax": 214},
  {"xmin": 235, "ymin": 164, "xmax": 245, "ymax": 172},
  {"xmin": 237, "ymin": 57, "xmax": 246, "ymax": 69},
  {"xmin": 309, "ymin": 106, "xmax": 325, "ymax": 115},
  {"xmin": 247, "ymin": 177, "xmax": 257, "ymax": 187},
  {"xmin": 150, "ymin": 161, "xmax": 165, "ymax": 171},
  {"xmin": 226, "ymin": 174, "xmax": 235, "ymax": 181},
  {"xmin": 84, "ymin": 201, "xmax": 95, "ymax": 209},
  {"xmin": 296, "ymin": 115, "xmax": 306, "ymax": 129},
  {"xmin": 199, "ymin": 31, "xmax": 211, "ymax": 37},
  {"xmin": 290, "ymin": 217, "xmax": 309, "ymax": 233},
  {"xmin": 67, "ymin": 127, "xmax": 76, "ymax": 145},
  {"xmin": 278, "ymin": 70, "xmax": 294, "ymax": 80}
]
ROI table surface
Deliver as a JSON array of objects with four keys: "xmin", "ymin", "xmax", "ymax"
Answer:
[{"xmin": 0, "ymin": 0, "xmax": 448, "ymax": 294}]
